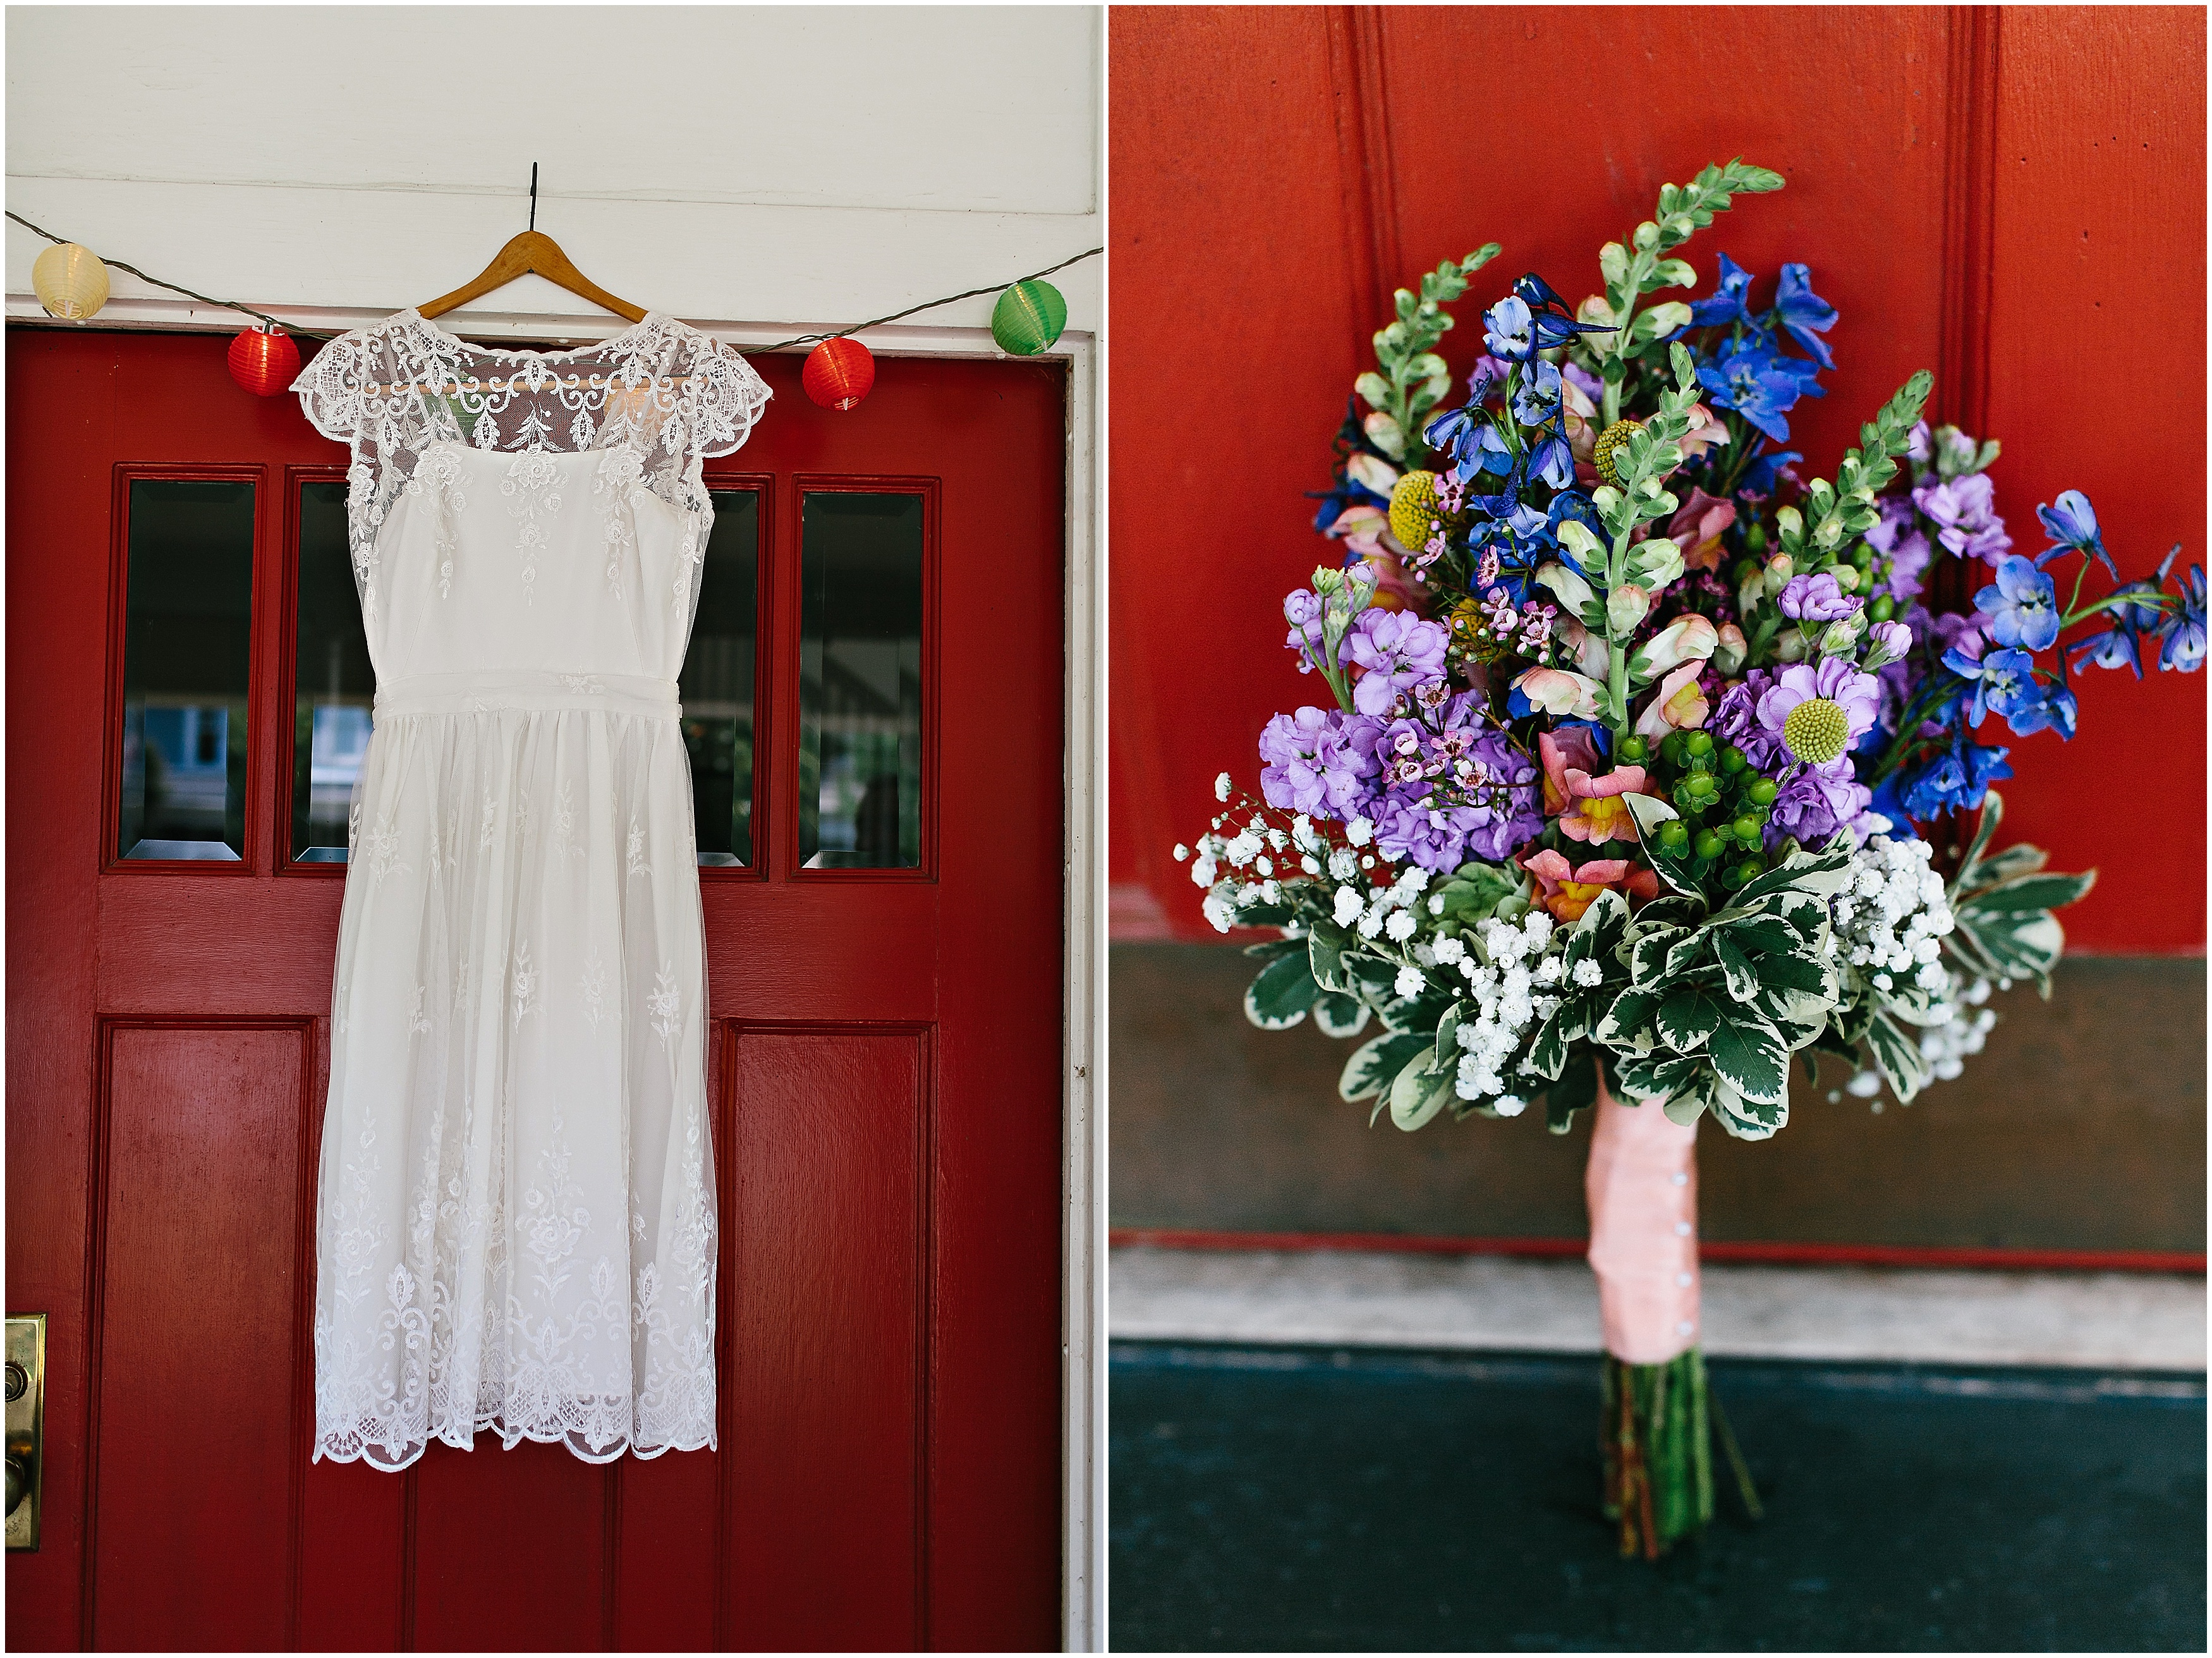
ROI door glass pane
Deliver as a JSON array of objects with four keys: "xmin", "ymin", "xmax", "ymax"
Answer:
[
  {"xmin": 117, "ymin": 479, "xmax": 253, "ymax": 861},
  {"xmin": 292, "ymin": 482, "xmax": 374, "ymax": 862},
  {"xmin": 681, "ymin": 491, "xmax": 760, "ymax": 866},
  {"xmin": 799, "ymin": 492, "xmax": 923, "ymax": 870}
]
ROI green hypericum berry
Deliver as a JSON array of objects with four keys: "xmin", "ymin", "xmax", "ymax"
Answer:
[
  {"xmin": 1688, "ymin": 772, "xmax": 1718, "ymax": 798},
  {"xmin": 1662, "ymin": 731, "xmax": 1687, "ymax": 765},
  {"xmin": 1869, "ymin": 593, "xmax": 1896, "ymax": 623},
  {"xmin": 1739, "ymin": 856, "xmax": 1766, "ymax": 879},
  {"xmin": 1782, "ymin": 697, "xmax": 1852, "ymax": 765},
  {"xmin": 1694, "ymin": 829, "xmax": 1724, "ymax": 859},
  {"xmin": 1685, "ymin": 731, "xmax": 1713, "ymax": 757},
  {"xmin": 1617, "ymin": 734, "xmax": 1649, "ymax": 762},
  {"xmin": 1850, "ymin": 542, "xmax": 1875, "ymax": 571},
  {"xmin": 1720, "ymin": 862, "xmax": 1748, "ymax": 888},
  {"xmin": 1734, "ymin": 815, "xmax": 1761, "ymax": 841},
  {"xmin": 1718, "ymin": 745, "xmax": 1746, "ymax": 774},
  {"xmin": 1744, "ymin": 521, "xmax": 1768, "ymax": 556},
  {"xmin": 1747, "ymin": 777, "xmax": 1780, "ymax": 806},
  {"xmin": 1658, "ymin": 820, "xmax": 1689, "ymax": 851}
]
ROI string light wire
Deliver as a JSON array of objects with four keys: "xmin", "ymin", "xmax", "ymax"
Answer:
[{"xmin": 4, "ymin": 209, "xmax": 1100, "ymax": 355}]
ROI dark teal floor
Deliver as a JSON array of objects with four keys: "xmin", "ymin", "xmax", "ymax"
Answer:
[{"xmin": 1110, "ymin": 1343, "xmax": 2207, "ymax": 1652}]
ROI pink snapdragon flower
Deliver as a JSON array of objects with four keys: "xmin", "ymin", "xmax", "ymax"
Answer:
[
  {"xmin": 1521, "ymin": 848, "xmax": 1662, "ymax": 923},
  {"xmin": 1538, "ymin": 731, "xmax": 1654, "ymax": 845},
  {"xmin": 1635, "ymin": 661, "xmax": 1711, "ymax": 738}
]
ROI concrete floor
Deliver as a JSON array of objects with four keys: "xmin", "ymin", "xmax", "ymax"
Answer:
[
  {"xmin": 1110, "ymin": 1343, "xmax": 2208, "ymax": 1652},
  {"xmin": 1109, "ymin": 1246, "xmax": 2209, "ymax": 1370}
]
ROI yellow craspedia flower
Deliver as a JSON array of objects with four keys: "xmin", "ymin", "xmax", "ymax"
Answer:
[
  {"xmin": 1782, "ymin": 697, "xmax": 1852, "ymax": 765},
  {"xmin": 1592, "ymin": 418, "xmax": 1641, "ymax": 487},
  {"xmin": 1389, "ymin": 469, "xmax": 1443, "ymax": 556}
]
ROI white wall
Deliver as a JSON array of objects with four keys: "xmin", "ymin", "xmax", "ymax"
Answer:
[{"xmin": 4, "ymin": 4, "xmax": 1101, "ymax": 349}]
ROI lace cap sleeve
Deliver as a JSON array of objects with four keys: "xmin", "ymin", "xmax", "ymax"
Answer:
[
  {"xmin": 690, "ymin": 334, "xmax": 773, "ymax": 459},
  {"xmin": 291, "ymin": 331, "xmax": 372, "ymax": 444}
]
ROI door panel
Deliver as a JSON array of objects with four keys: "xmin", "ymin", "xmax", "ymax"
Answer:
[
  {"xmin": 6, "ymin": 329, "xmax": 1066, "ymax": 1651},
  {"xmin": 89, "ymin": 1022, "xmax": 311, "ymax": 1653}
]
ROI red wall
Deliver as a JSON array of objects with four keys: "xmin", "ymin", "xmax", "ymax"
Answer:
[{"xmin": 1109, "ymin": 5, "xmax": 2206, "ymax": 953}]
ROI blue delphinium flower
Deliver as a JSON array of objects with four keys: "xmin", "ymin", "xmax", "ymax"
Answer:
[
  {"xmin": 1739, "ymin": 448, "xmax": 1803, "ymax": 497},
  {"xmin": 1484, "ymin": 296, "xmax": 1535, "ymax": 362},
  {"xmin": 1771, "ymin": 264, "xmax": 1838, "ymax": 369},
  {"xmin": 1942, "ymin": 643, "xmax": 2073, "ymax": 736},
  {"xmin": 1974, "ymin": 554, "xmax": 2061, "ymax": 650},
  {"xmin": 1511, "ymin": 360, "xmax": 1561, "ymax": 427},
  {"xmin": 2160, "ymin": 562, "xmax": 2206, "ymax": 672},
  {"xmin": 2034, "ymin": 489, "xmax": 2118, "ymax": 578},
  {"xmin": 1689, "ymin": 252, "xmax": 1756, "ymax": 328},
  {"xmin": 1698, "ymin": 339, "xmax": 1824, "ymax": 444},
  {"xmin": 1509, "ymin": 272, "xmax": 1612, "ymax": 353},
  {"xmin": 1895, "ymin": 733, "xmax": 2014, "ymax": 820}
]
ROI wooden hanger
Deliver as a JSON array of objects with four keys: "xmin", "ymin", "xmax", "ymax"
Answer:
[
  {"xmin": 417, "ymin": 165, "xmax": 647, "ymax": 324},
  {"xmin": 416, "ymin": 229, "xmax": 648, "ymax": 324}
]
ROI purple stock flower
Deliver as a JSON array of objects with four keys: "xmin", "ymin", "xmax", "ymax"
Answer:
[
  {"xmin": 1778, "ymin": 571, "xmax": 1863, "ymax": 623},
  {"xmin": 1283, "ymin": 588, "xmax": 1326, "ymax": 664},
  {"xmin": 1868, "ymin": 619, "xmax": 1914, "ymax": 661},
  {"xmin": 1710, "ymin": 669, "xmax": 1784, "ymax": 770},
  {"xmin": 1258, "ymin": 706, "xmax": 1384, "ymax": 819},
  {"xmin": 1346, "ymin": 609, "xmax": 1450, "ymax": 716},
  {"xmin": 1914, "ymin": 473, "xmax": 2012, "ymax": 565},
  {"xmin": 1864, "ymin": 497, "xmax": 1933, "ymax": 601},
  {"xmin": 1765, "ymin": 757, "xmax": 1871, "ymax": 850}
]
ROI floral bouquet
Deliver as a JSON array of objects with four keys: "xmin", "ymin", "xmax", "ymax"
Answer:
[{"xmin": 1179, "ymin": 159, "xmax": 2204, "ymax": 1557}]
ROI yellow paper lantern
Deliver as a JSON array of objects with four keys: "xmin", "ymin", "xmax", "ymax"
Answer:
[{"xmin": 32, "ymin": 242, "xmax": 109, "ymax": 320}]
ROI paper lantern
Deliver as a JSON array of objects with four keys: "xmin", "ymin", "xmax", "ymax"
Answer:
[
  {"xmin": 31, "ymin": 242, "xmax": 109, "ymax": 320},
  {"xmin": 228, "ymin": 326, "xmax": 302, "ymax": 397},
  {"xmin": 990, "ymin": 279, "xmax": 1067, "ymax": 356},
  {"xmin": 803, "ymin": 336, "xmax": 875, "ymax": 411}
]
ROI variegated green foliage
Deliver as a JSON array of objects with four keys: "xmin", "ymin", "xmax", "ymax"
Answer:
[
  {"xmin": 1943, "ymin": 793, "xmax": 2092, "ymax": 999},
  {"xmin": 1594, "ymin": 836, "xmax": 1855, "ymax": 1140}
]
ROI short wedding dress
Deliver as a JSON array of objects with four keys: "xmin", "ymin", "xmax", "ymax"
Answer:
[{"xmin": 291, "ymin": 310, "xmax": 770, "ymax": 1468}]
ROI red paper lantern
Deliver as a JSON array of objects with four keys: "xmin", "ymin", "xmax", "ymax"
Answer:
[
  {"xmin": 228, "ymin": 325, "xmax": 301, "ymax": 397},
  {"xmin": 802, "ymin": 336, "xmax": 875, "ymax": 411}
]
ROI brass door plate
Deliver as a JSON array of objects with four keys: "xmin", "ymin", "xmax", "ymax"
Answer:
[{"xmin": 6, "ymin": 1314, "xmax": 44, "ymax": 1551}]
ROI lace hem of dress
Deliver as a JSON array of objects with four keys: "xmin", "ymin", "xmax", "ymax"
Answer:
[{"xmin": 314, "ymin": 1405, "xmax": 716, "ymax": 1473}]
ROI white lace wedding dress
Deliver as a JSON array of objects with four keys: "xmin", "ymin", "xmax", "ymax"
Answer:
[{"xmin": 291, "ymin": 309, "xmax": 770, "ymax": 1469}]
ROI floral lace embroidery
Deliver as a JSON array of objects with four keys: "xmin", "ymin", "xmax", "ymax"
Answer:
[
  {"xmin": 627, "ymin": 817, "xmax": 651, "ymax": 879},
  {"xmin": 358, "ymin": 815, "xmax": 410, "ymax": 888},
  {"xmin": 511, "ymin": 942, "xmax": 540, "ymax": 1028},
  {"xmin": 579, "ymin": 951, "xmax": 608, "ymax": 1029},
  {"xmin": 647, "ymin": 965, "xmax": 681, "ymax": 1052},
  {"xmin": 501, "ymin": 451, "xmax": 564, "ymax": 604}
]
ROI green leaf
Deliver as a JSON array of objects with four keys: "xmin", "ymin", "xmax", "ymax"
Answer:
[
  {"xmin": 1308, "ymin": 918, "xmax": 1353, "ymax": 994},
  {"xmin": 1713, "ymin": 932, "xmax": 1760, "ymax": 1004},
  {"xmin": 1710, "ymin": 1073, "xmax": 1788, "ymax": 1141},
  {"xmin": 1706, "ymin": 1013, "xmax": 1789, "ymax": 1105},
  {"xmin": 1735, "ymin": 836, "xmax": 1856, "ymax": 907},
  {"xmin": 1339, "ymin": 1031, "xmax": 1430, "ymax": 1104},
  {"xmin": 1655, "ymin": 987, "xmax": 1725, "ymax": 1052},
  {"xmin": 1389, "ymin": 1051, "xmax": 1457, "ymax": 1132},
  {"xmin": 1594, "ymin": 987, "xmax": 1659, "ymax": 1048},
  {"xmin": 1864, "ymin": 1011, "xmax": 1931, "ymax": 1104},
  {"xmin": 1433, "ymin": 1001, "xmax": 1464, "ymax": 1069},
  {"xmin": 1755, "ymin": 949, "xmax": 1834, "ymax": 998},
  {"xmin": 1959, "ymin": 870, "xmax": 2096, "ymax": 917},
  {"xmin": 1543, "ymin": 1047, "xmax": 1601, "ymax": 1135},
  {"xmin": 1313, "ymin": 992, "xmax": 1371, "ymax": 1040},
  {"xmin": 1953, "ymin": 791, "xmax": 2005, "ymax": 890},
  {"xmin": 1242, "ymin": 937, "xmax": 1303, "ymax": 962},
  {"xmin": 1662, "ymin": 931, "xmax": 1710, "ymax": 980},
  {"xmin": 1722, "ymin": 915, "xmax": 1802, "ymax": 958},
  {"xmin": 1244, "ymin": 950, "xmax": 1320, "ymax": 1030},
  {"xmin": 1628, "ymin": 929, "xmax": 1680, "ymax": 989}
]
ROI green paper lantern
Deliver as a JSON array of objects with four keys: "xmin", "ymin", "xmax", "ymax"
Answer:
[{"xmin": 991, "ymin": 279, "xmax": 1067, "ymax": 356}]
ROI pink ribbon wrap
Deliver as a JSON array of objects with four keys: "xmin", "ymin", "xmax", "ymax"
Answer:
[{"xmin": 1583, "ymin": 1071, "xmax": 1701, "ymax": 1365}]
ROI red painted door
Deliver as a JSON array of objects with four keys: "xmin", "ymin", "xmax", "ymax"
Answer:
[{"xmin": 6, "ymin": 327, "xmax": 1066, "ymax": 1650}]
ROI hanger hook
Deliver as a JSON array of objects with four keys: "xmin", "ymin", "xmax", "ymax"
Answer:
[{"xmin": 528, "ymin": 162, "xmax": 538, "ymax": 234}]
